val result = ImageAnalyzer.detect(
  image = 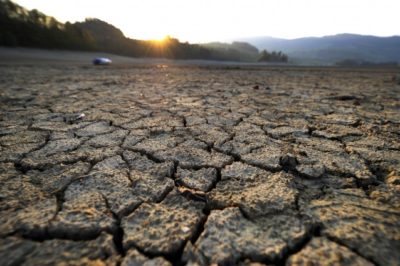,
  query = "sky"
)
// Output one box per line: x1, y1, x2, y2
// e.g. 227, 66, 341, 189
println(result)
13, 0, 400, 43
